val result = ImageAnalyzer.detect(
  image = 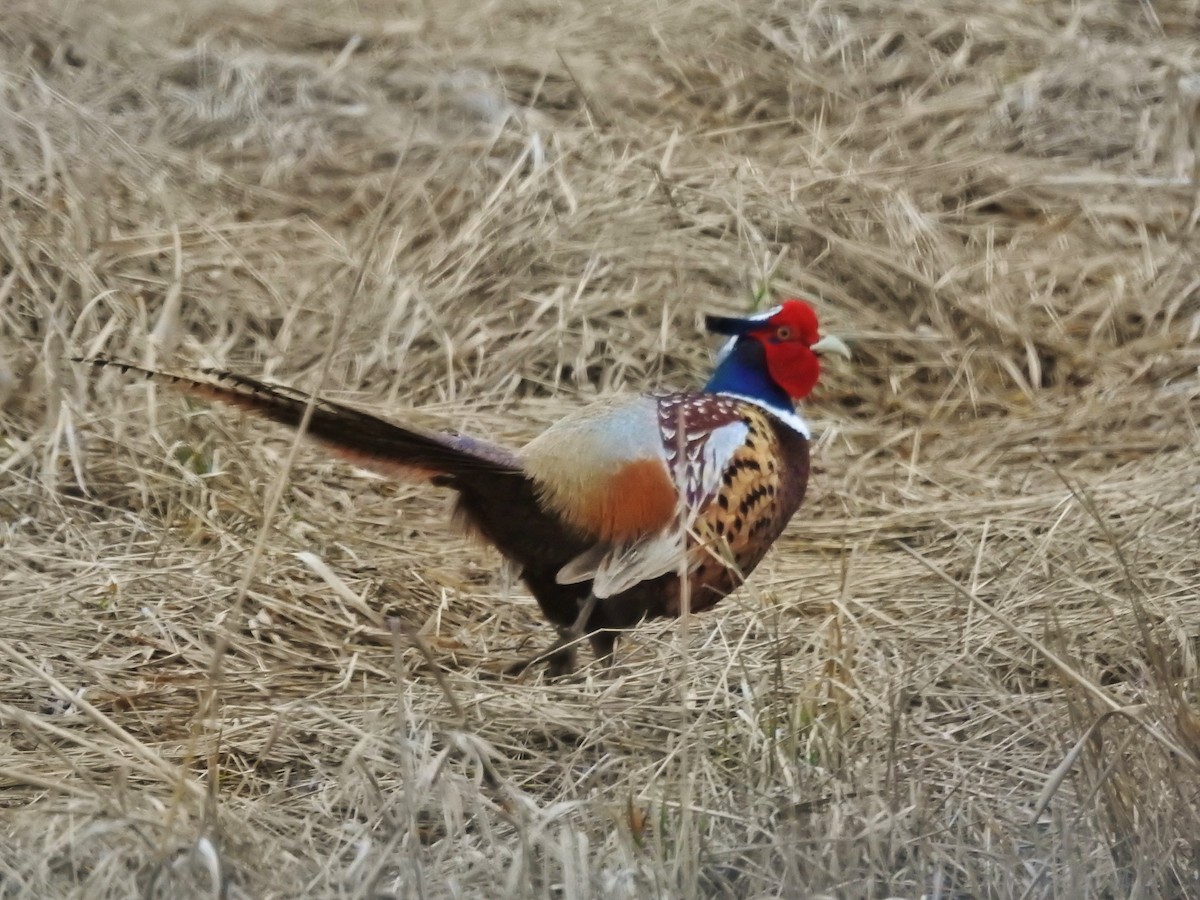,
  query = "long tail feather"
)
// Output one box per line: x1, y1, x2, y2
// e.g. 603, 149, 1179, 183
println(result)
72, 357, 523, 482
